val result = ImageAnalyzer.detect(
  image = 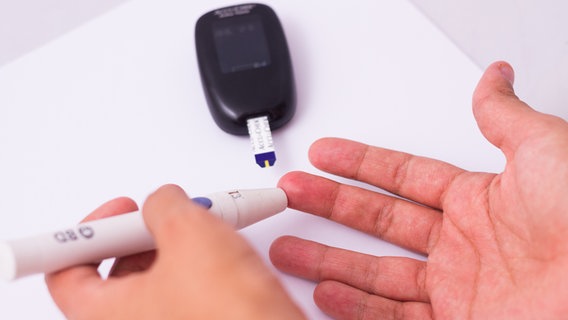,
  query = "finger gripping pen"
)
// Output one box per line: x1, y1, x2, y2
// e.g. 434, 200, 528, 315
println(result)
0, 188, 287, 281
